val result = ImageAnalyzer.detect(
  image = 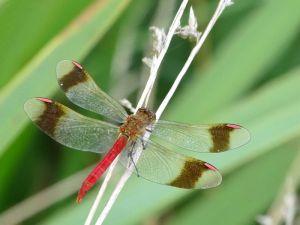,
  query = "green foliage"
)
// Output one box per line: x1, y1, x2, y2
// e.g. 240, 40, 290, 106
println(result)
0, 0, 300, 224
